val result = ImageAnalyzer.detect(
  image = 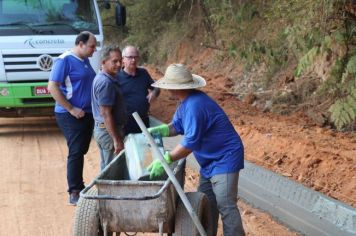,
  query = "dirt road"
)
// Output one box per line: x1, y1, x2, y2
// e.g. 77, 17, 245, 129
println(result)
0, 117, 97, 235
0, 117, 297, 236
